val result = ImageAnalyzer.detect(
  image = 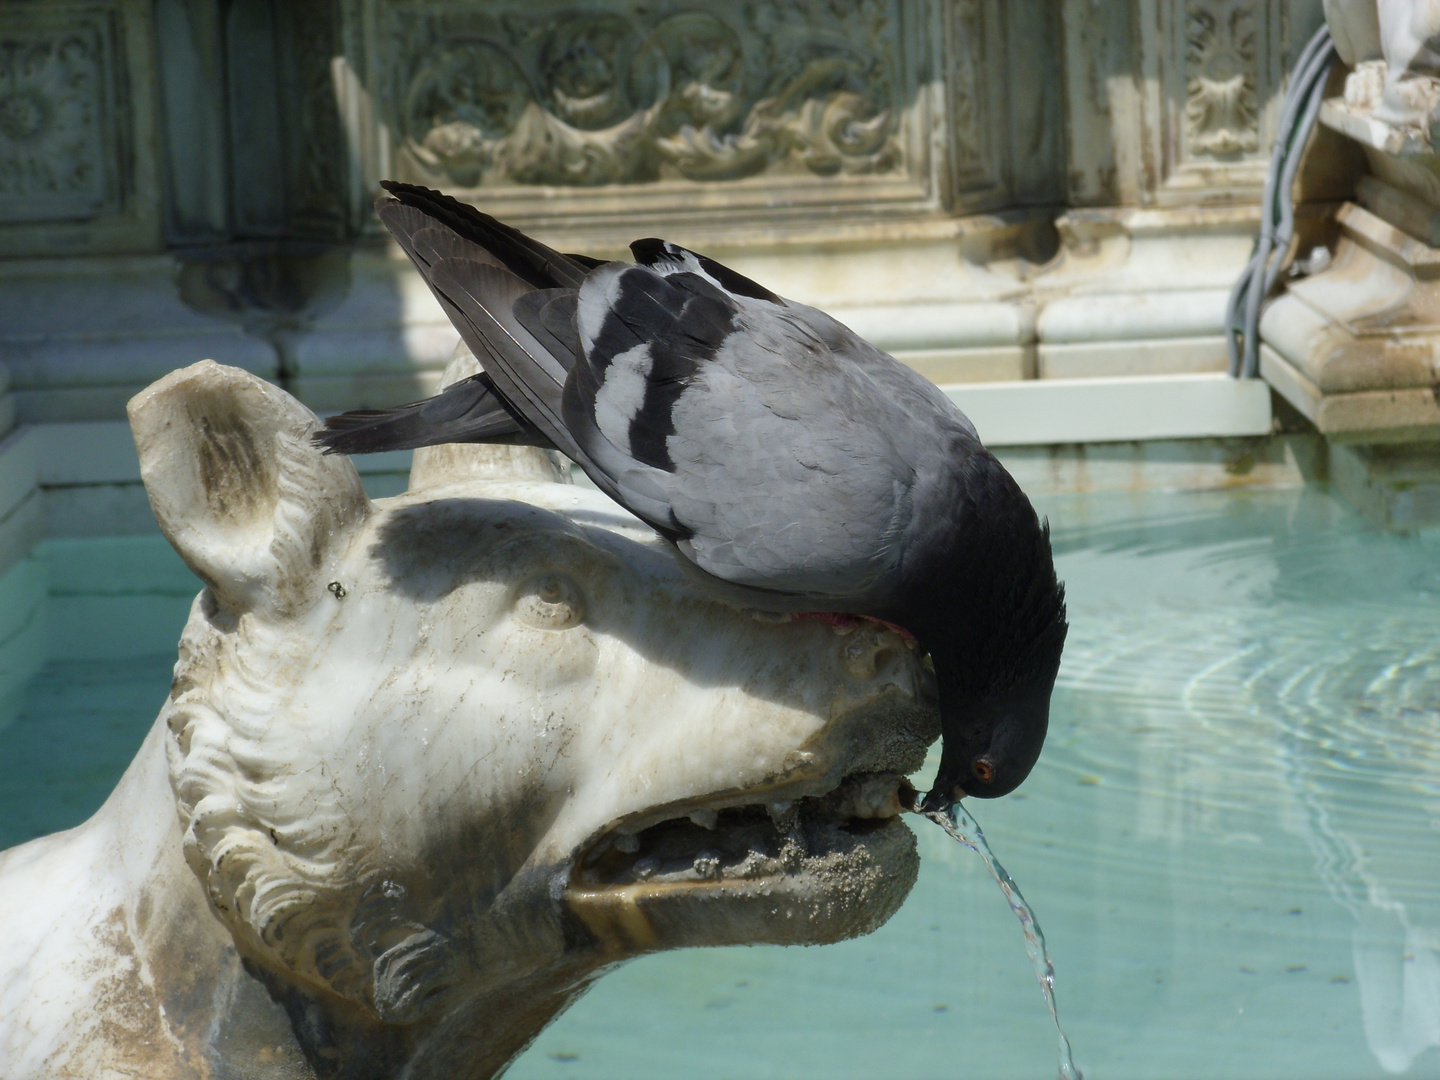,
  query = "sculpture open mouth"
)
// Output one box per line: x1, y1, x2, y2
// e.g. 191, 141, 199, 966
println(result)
566, 773, 922, 952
